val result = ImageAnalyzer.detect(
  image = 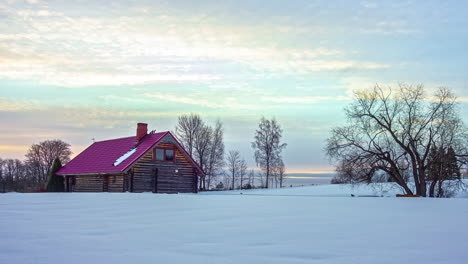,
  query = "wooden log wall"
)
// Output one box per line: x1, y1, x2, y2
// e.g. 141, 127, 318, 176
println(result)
131, 142, 198, 193
72, 174, 124, 192
74, 175, 104, 192
108, 175, 124, 192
